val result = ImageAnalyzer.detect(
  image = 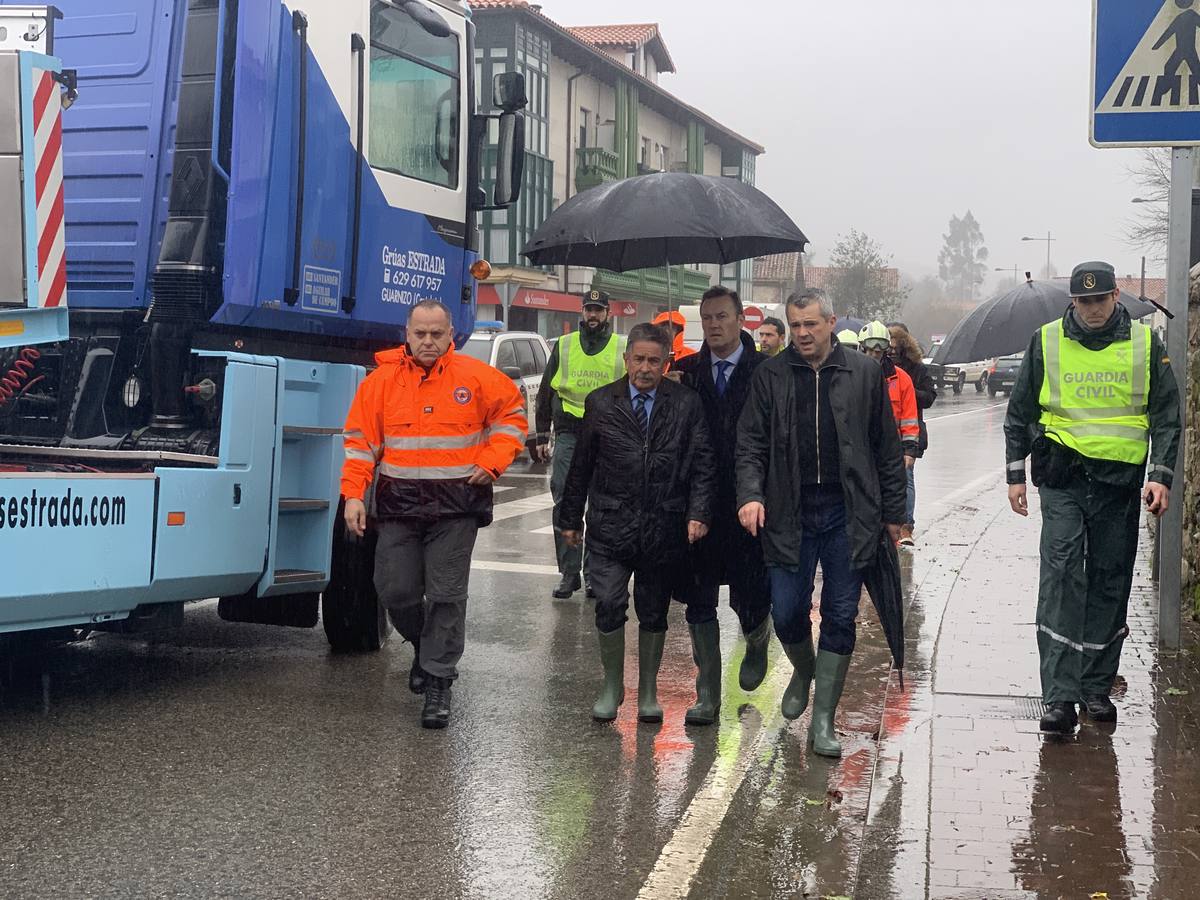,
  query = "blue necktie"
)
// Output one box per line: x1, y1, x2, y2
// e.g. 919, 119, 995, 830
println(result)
715, 360, 732, 398
634, 393, 650, 433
